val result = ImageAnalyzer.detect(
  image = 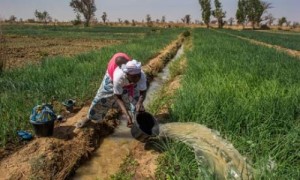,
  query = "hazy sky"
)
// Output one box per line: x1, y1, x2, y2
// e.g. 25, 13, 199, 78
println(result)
0, 0, 299, 23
